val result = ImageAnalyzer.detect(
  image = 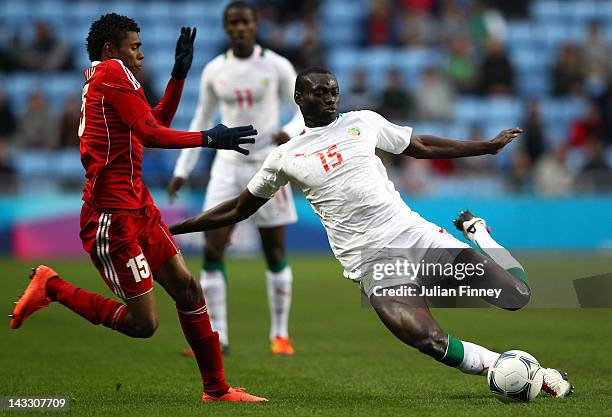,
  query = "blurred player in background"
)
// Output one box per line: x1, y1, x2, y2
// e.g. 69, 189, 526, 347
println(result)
168, 1, 303, 355
10, 13, 266, 403
169, 67, 574, 398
